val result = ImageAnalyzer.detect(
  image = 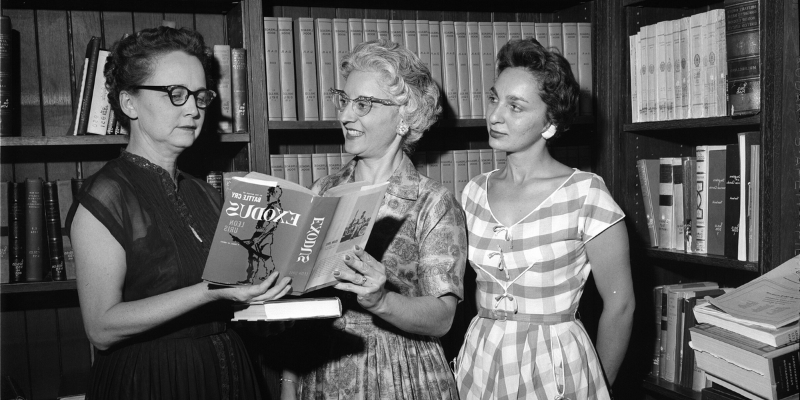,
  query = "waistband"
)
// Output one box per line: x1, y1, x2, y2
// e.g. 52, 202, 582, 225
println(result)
477, 306, 576, 324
